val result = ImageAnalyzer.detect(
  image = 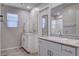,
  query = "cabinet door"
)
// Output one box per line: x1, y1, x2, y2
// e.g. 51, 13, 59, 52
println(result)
21, 35, 28, 50
33, 35, 39, 53
39, 39, 48, 56
39, 39, 62, 56
21, 35, 25, 48
77, 48, 79, 56
27, 35, 35, 53
47, 48, 61, 56
62, 45, 76, 56
24, 36, 28, 50
47, 42, 62, 56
